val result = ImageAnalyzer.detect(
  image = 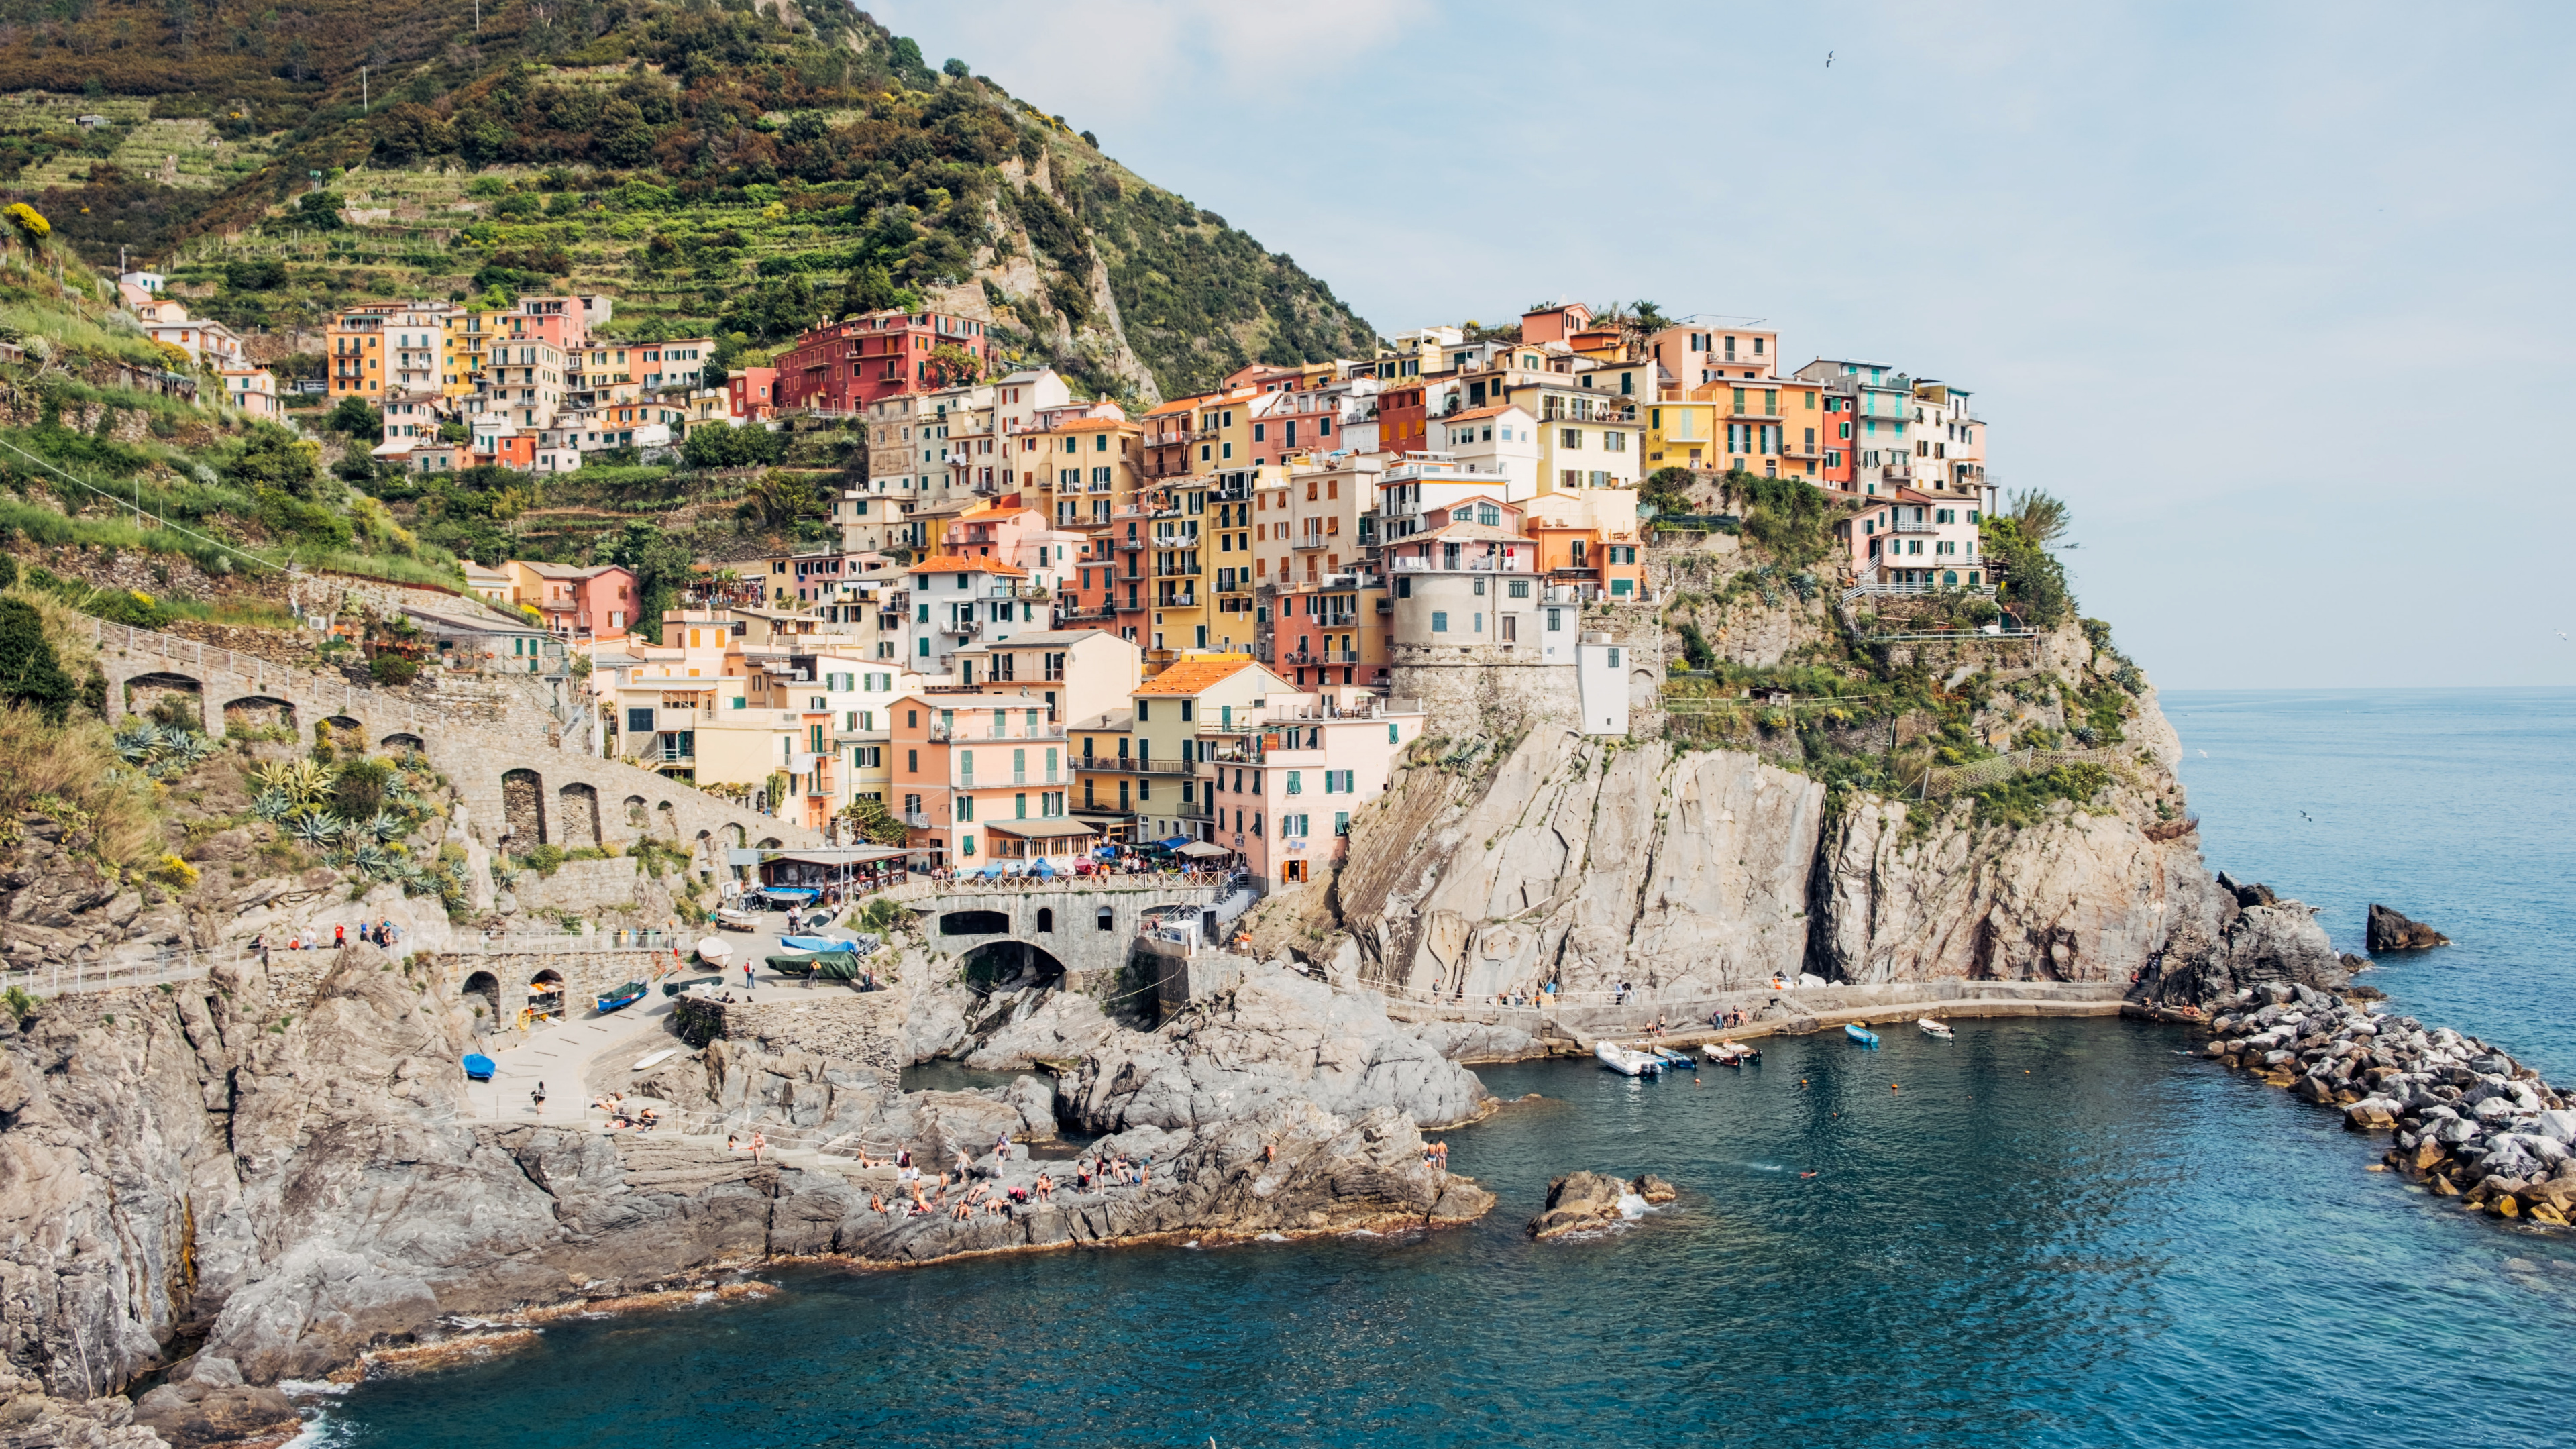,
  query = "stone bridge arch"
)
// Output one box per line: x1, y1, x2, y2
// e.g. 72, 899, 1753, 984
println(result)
918, 885, 1217, 991
122, 670, 203, 730
959, 938, 1067, 991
